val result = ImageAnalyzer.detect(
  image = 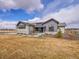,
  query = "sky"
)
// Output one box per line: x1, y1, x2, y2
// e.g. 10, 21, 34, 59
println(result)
0, 0, 79, 29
